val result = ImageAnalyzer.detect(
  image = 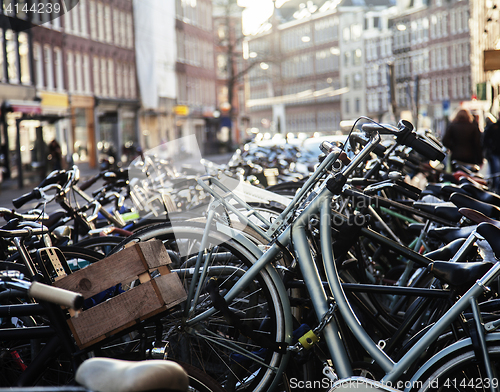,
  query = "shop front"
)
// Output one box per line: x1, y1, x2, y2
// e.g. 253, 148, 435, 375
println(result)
71, 96, 96, 168
95, 98, 140, 168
